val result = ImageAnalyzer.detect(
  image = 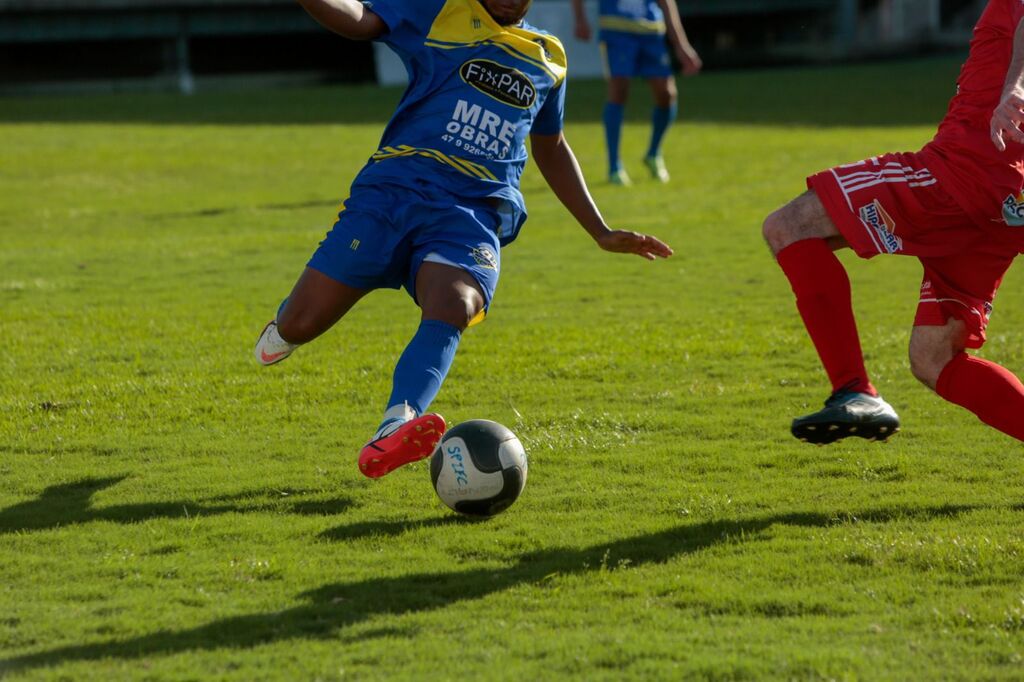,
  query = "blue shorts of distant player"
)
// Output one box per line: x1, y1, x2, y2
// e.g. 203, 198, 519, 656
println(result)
308, 179, 502, 314
600, 31, 672, 79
